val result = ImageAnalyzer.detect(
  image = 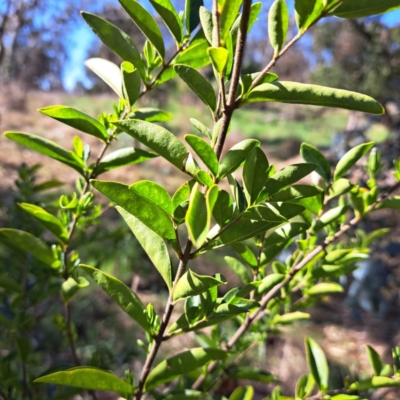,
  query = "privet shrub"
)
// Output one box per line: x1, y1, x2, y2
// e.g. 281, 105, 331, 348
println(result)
2, 0, 400, 399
